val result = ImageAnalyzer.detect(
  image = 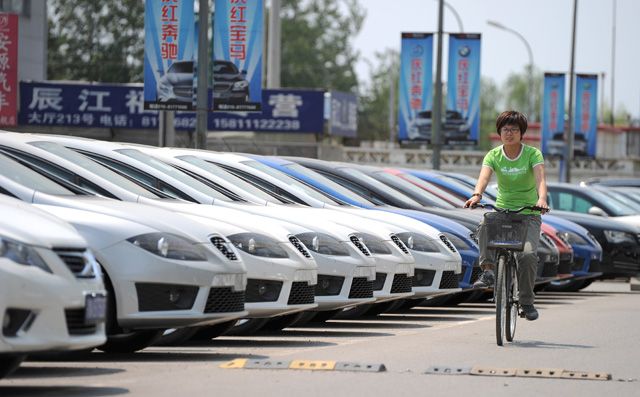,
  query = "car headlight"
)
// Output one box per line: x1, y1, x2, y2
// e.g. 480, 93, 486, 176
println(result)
603, 230, 636, 244
228, 233, 289, 258
558, 231, 589, 245
295, 232, 349, 256
0, 236, 52, 273
441, 232, 471, 250
158, 80, 173, 95
354, 233, 391, 255
128, 233, 207, 261
395, 232, 440, 253
232, 80, 248, 90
